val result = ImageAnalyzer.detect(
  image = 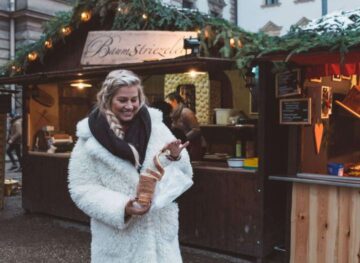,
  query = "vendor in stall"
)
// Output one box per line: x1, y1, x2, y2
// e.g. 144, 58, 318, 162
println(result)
166, 91, 206, 161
